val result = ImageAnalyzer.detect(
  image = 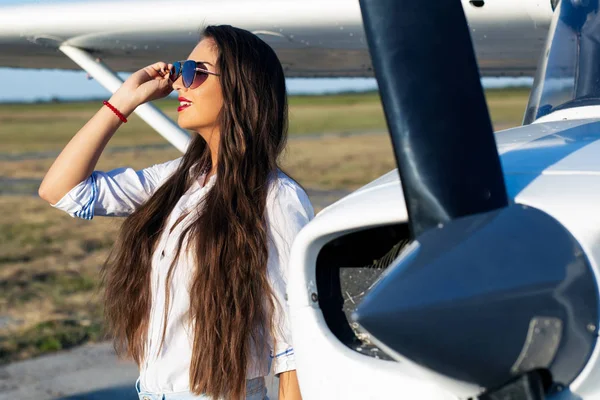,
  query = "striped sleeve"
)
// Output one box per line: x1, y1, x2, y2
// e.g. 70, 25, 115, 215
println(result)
72, 173, 97, 220
51, 157, 182, 219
